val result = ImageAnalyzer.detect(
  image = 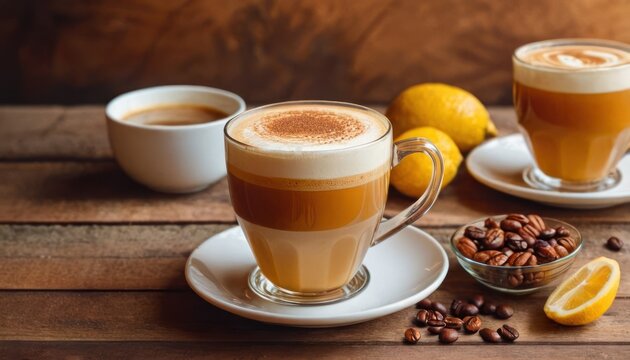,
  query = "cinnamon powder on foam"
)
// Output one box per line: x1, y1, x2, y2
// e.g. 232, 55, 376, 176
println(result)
254, 110, 366, 145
